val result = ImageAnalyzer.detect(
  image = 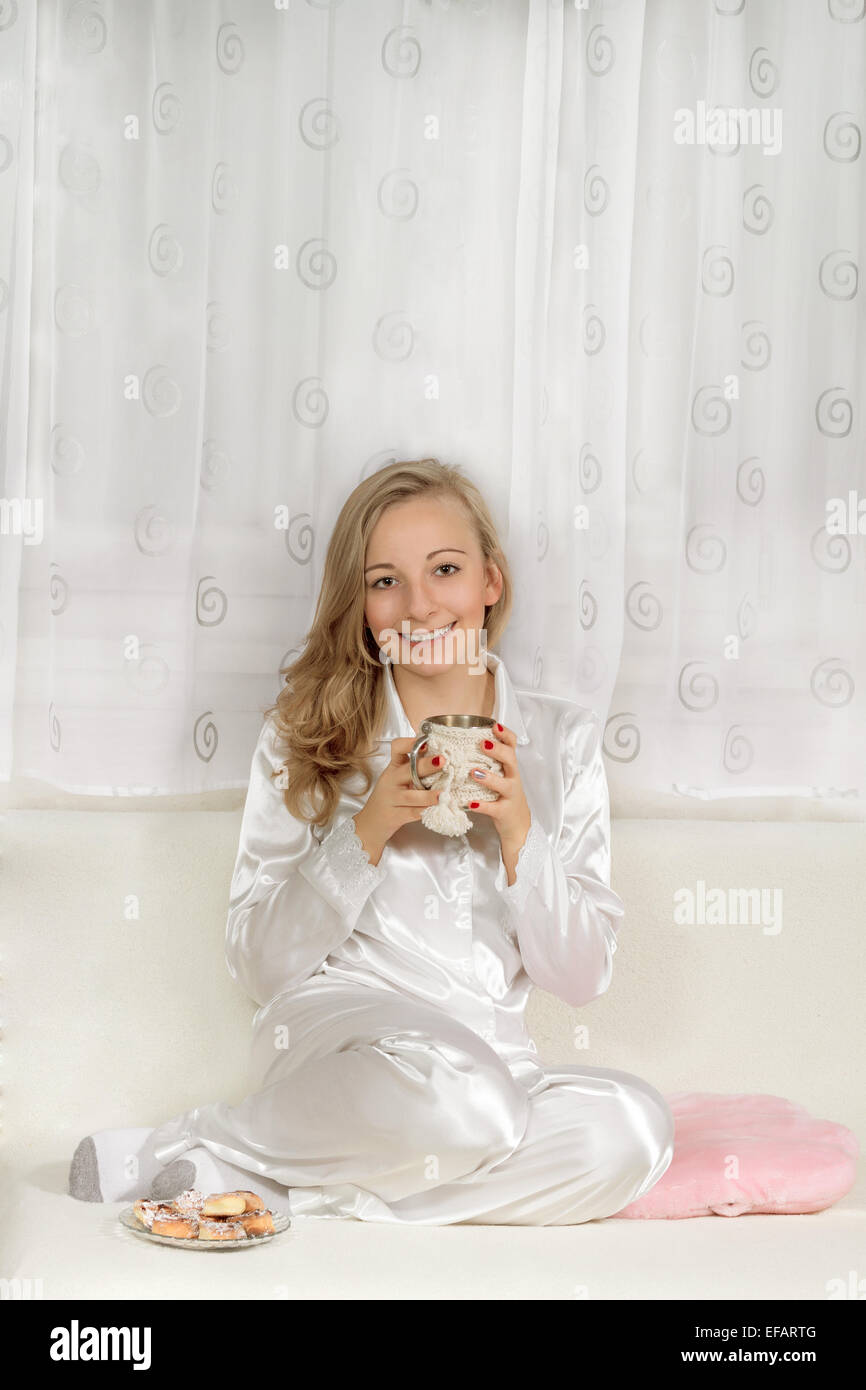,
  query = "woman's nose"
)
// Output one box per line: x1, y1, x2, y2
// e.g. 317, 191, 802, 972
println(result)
404, 586, 437, 616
